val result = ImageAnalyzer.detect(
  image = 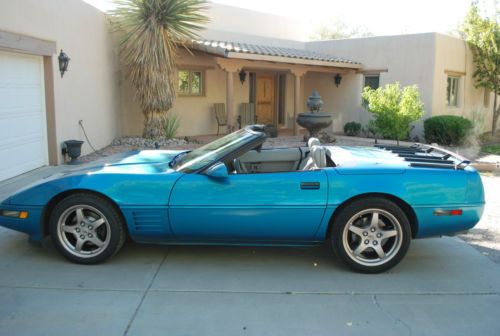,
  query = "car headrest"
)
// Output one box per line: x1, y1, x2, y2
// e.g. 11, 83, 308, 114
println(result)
308, 137, 320, 148
310, 145, 326, 169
